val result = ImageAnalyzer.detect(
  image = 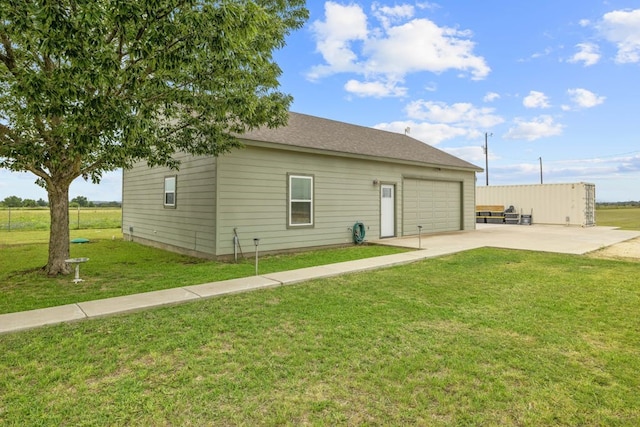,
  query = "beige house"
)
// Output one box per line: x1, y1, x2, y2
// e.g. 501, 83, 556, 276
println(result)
122, 112, 482, 258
